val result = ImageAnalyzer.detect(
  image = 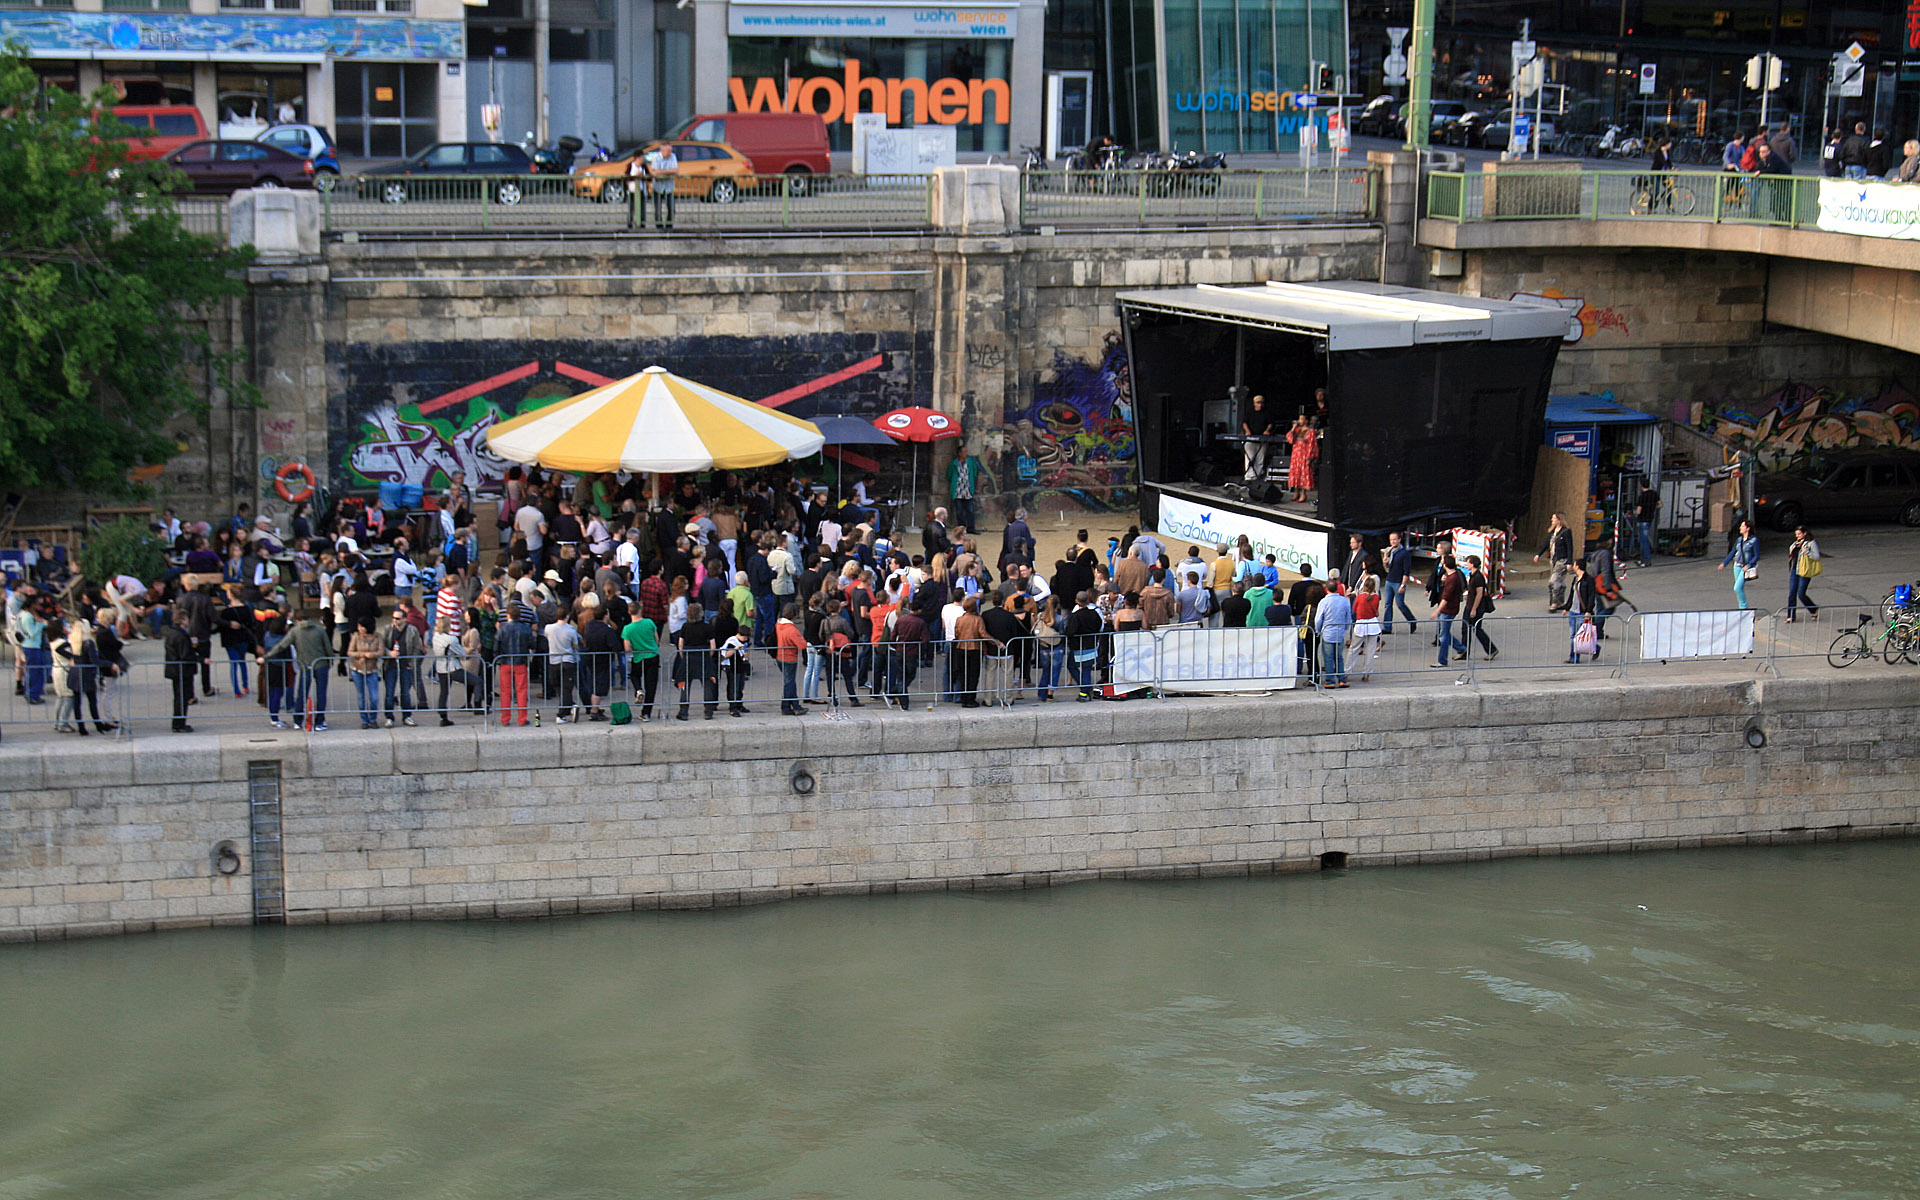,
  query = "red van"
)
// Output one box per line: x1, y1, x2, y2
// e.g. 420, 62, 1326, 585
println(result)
103, 105, 212, 161
667, 112, 830, 191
